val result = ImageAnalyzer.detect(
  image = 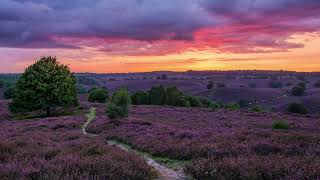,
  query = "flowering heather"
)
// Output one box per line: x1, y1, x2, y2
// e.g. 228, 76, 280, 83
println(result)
0, 101, 156, 180
87, 105, 320, 179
